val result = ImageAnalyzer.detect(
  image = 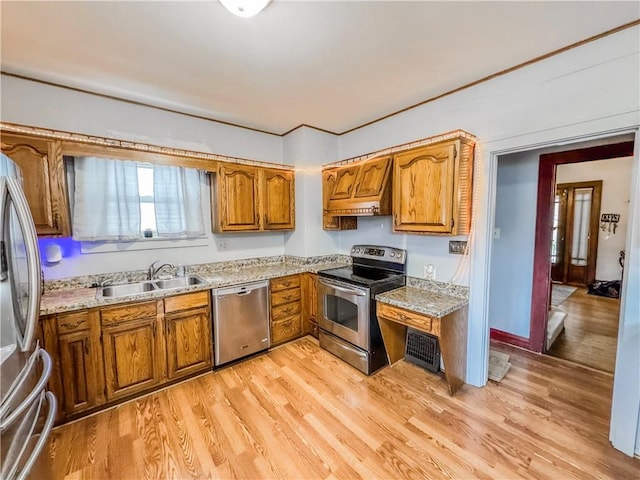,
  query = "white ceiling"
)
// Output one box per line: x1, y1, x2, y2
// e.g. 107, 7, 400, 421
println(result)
1, 1, 638, 135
